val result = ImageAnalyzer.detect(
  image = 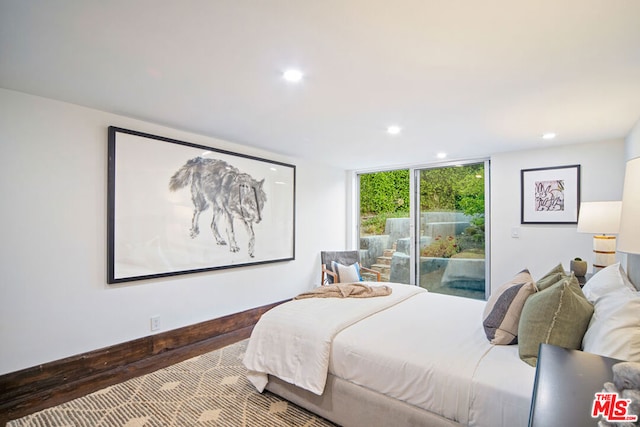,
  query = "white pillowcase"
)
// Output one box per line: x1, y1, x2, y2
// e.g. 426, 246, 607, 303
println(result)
582, 286, 640, 362
331, 261, 362, 283
581, 263, 635, 303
